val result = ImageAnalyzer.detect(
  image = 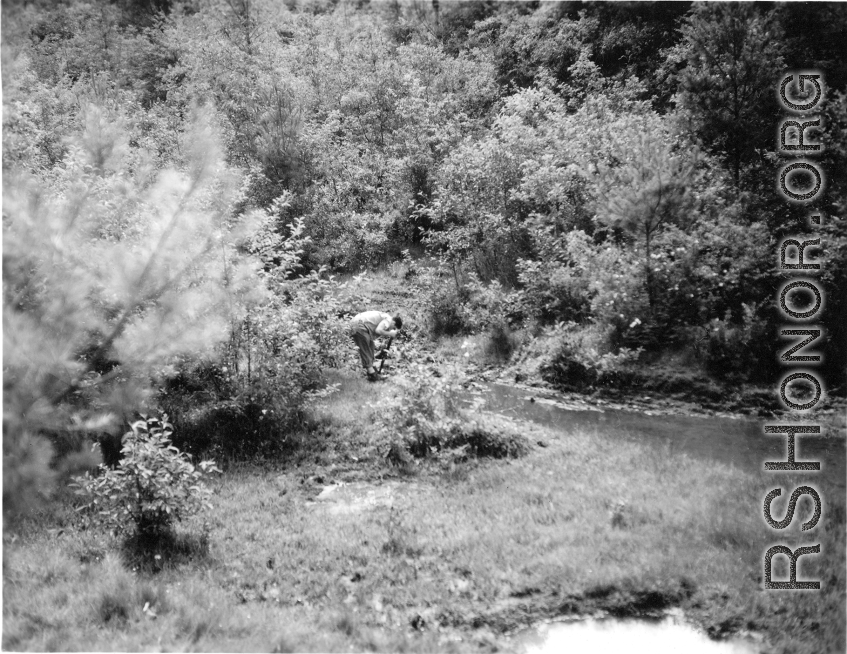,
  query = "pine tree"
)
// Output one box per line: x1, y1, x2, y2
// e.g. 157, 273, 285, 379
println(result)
3, 104, 260, 520
674, 3, 785, 190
